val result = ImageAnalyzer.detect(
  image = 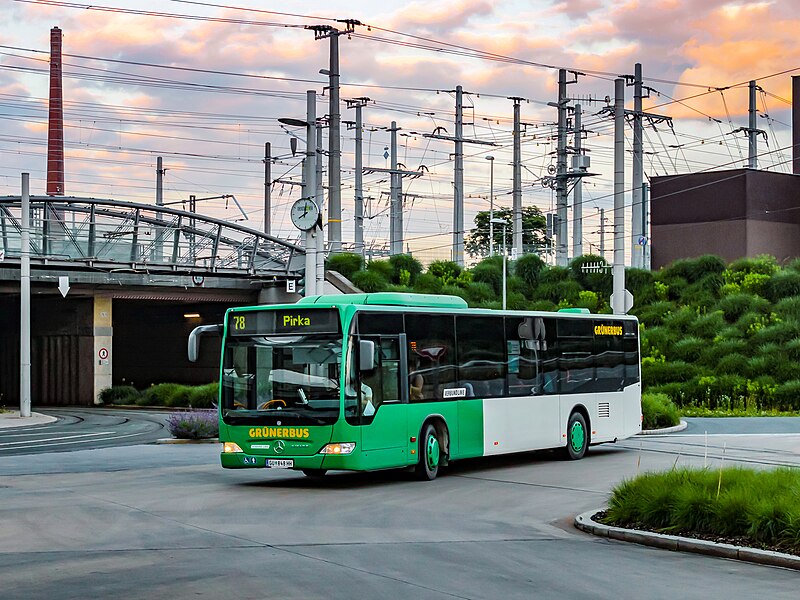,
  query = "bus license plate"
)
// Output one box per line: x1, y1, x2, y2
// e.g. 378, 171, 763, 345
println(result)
267, 459, 293, 469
